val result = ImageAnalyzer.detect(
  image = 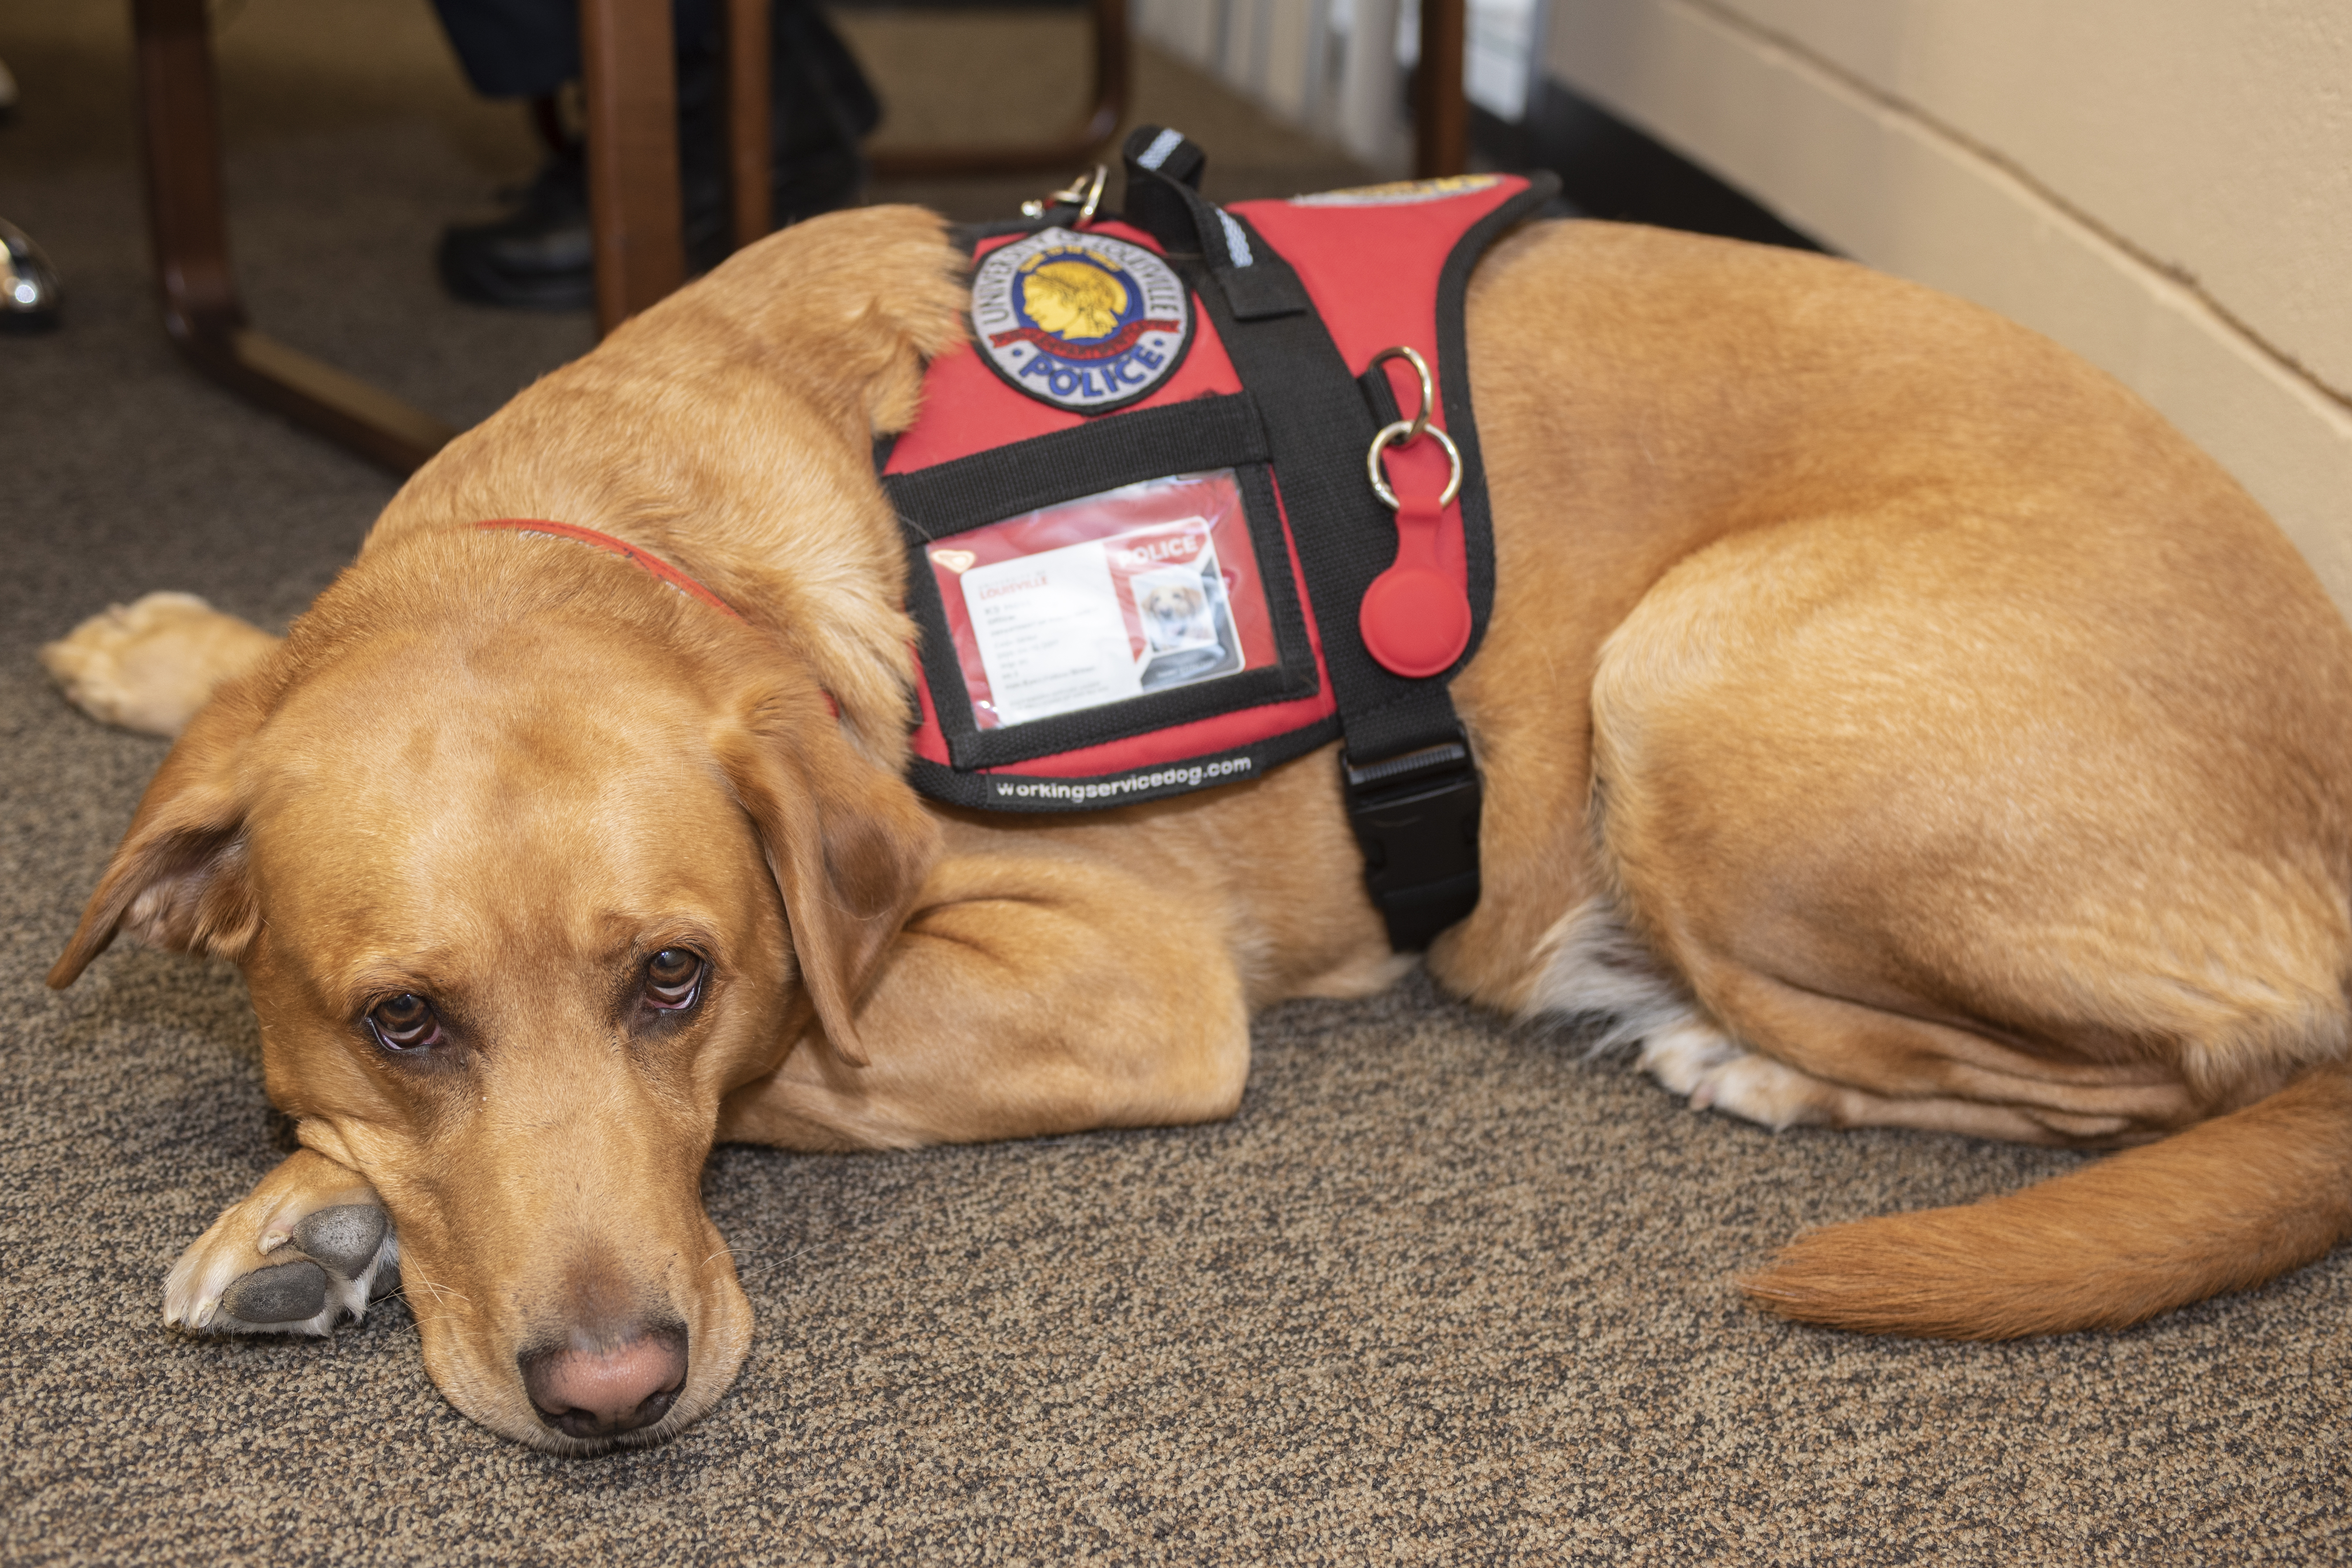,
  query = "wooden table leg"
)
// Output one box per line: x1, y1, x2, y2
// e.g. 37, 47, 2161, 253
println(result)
579, 0, 686, 335
866, 0, 1128, 179
1414, 0, 1469, 179
130, 0, 456, 474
